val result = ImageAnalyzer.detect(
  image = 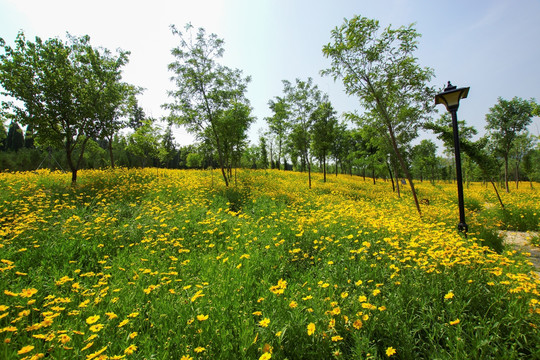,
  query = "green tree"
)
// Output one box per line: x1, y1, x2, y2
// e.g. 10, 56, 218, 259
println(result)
258, 135, 269, 169
5, 121, 24, 151
163, 24, 252, 187
0, 32, 133, 183
216, 101, 254, 180
126, 118, 162, 167
322, 15, 435, 215
0, 120, 6, 150
282, 78, 327, 188
411, 139, 438, 183
311, 101, 337, 182
485, 96, 537, 192
266, 97, 290, 170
